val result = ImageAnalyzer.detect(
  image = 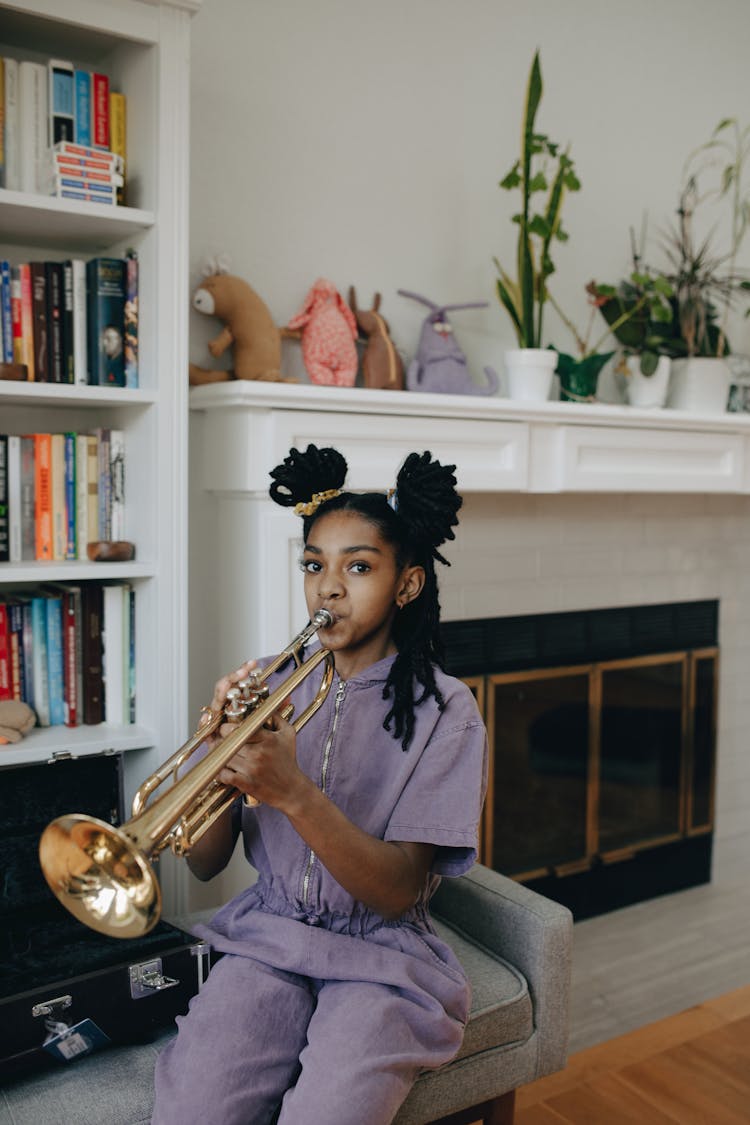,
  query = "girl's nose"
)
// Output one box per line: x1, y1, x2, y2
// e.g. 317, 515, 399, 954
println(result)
318, 573, 344, 599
